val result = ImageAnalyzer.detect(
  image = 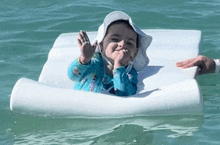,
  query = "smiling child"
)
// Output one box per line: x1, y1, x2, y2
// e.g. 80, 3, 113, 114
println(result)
68, 11, 149, 96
